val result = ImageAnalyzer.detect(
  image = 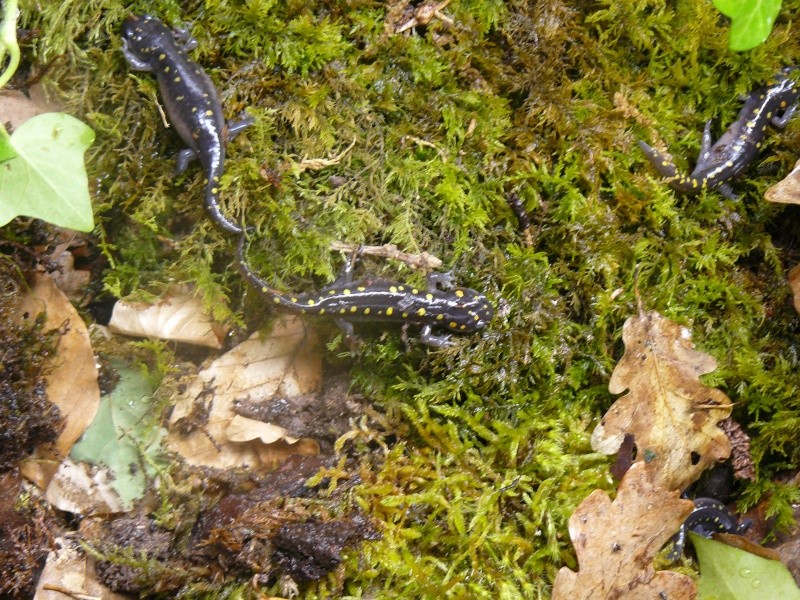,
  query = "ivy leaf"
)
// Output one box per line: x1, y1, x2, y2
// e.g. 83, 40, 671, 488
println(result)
0, 112, 95, 231
70, 363, 164, 509
692, 533, 800, 599
713, 0, 782, 51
